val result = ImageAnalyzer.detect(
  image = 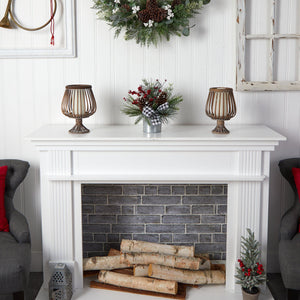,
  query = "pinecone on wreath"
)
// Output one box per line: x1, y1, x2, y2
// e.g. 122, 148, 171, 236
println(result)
147, 0, 159, 10
138, 10, 150, 23
138, 0, 167, 23
121, 4, 131, 12
171, 0, 181, 8
150, 9, 167, 23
